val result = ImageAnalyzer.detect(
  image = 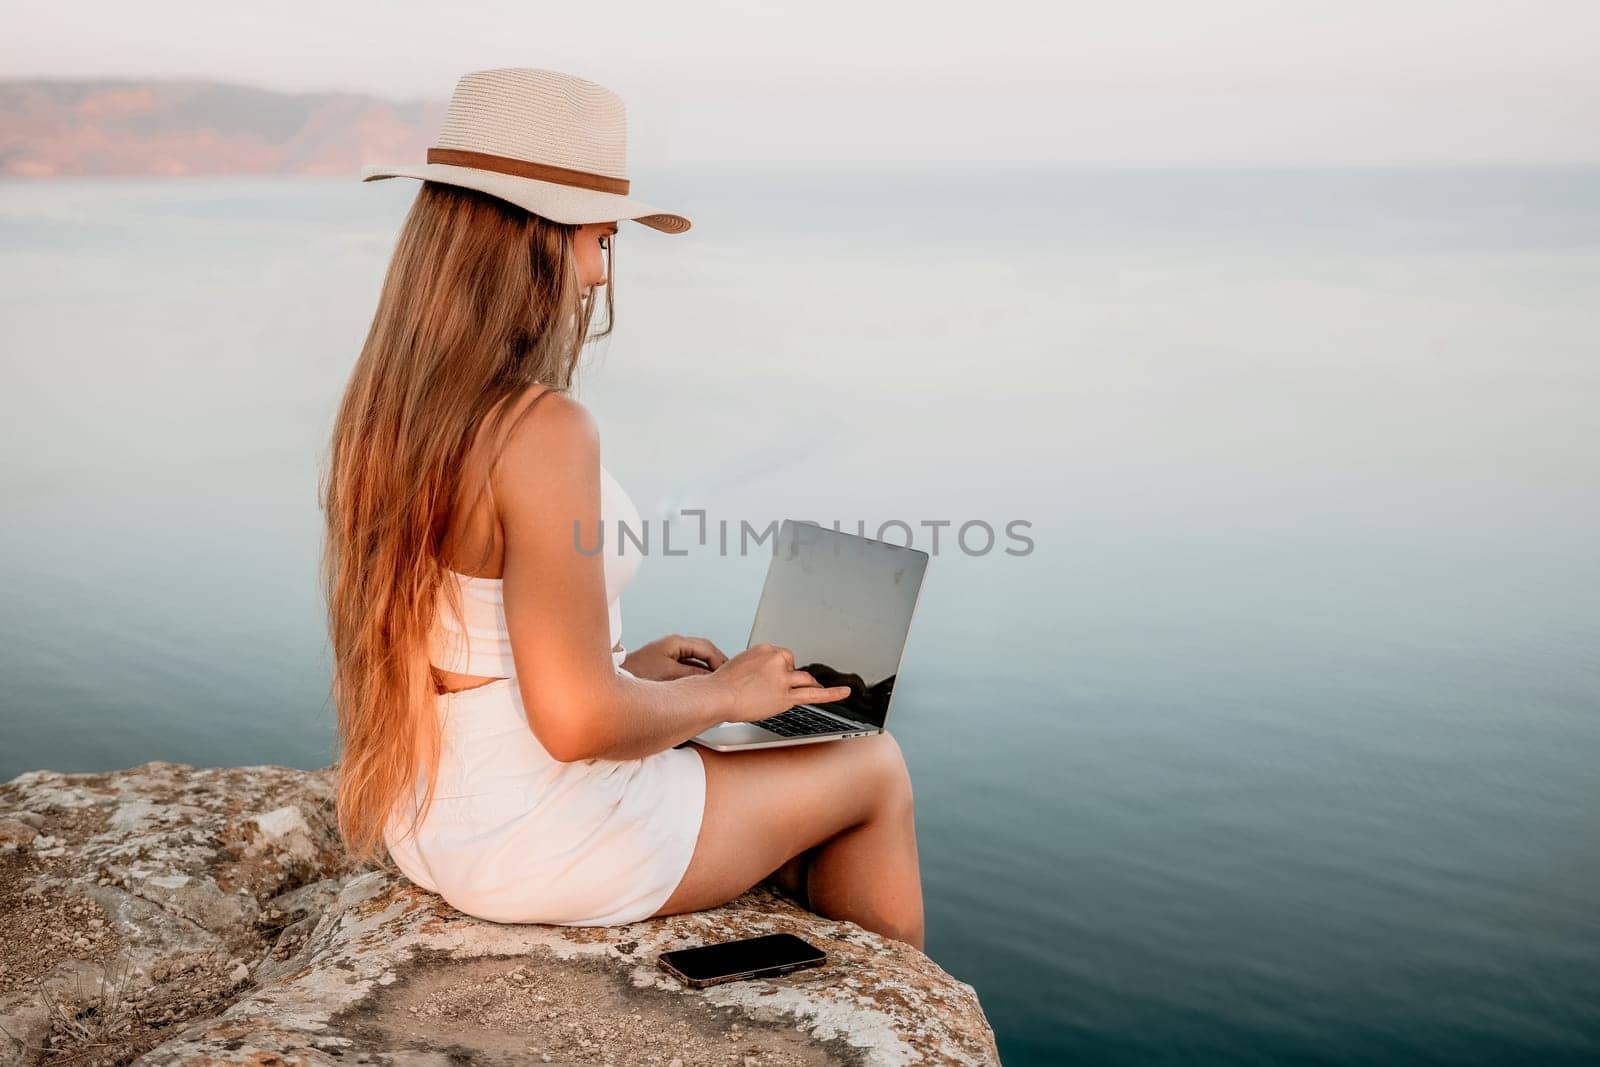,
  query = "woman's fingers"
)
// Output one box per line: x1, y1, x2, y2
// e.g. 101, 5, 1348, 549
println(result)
792, 684, 854, 704
672, 634, 728, 670
791, 669, 851, 691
